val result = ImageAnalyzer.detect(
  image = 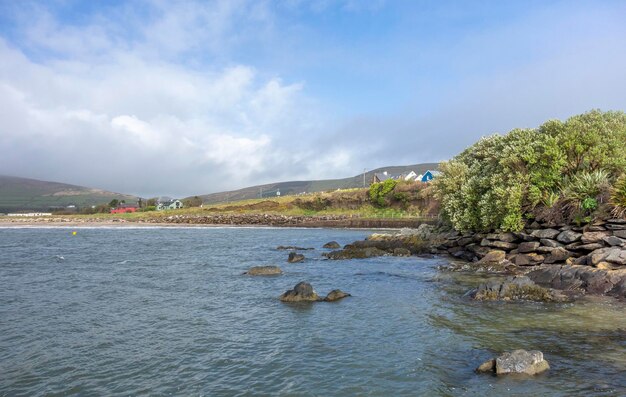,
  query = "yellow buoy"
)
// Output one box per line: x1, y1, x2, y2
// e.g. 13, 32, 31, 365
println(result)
72, 231, 77, 236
